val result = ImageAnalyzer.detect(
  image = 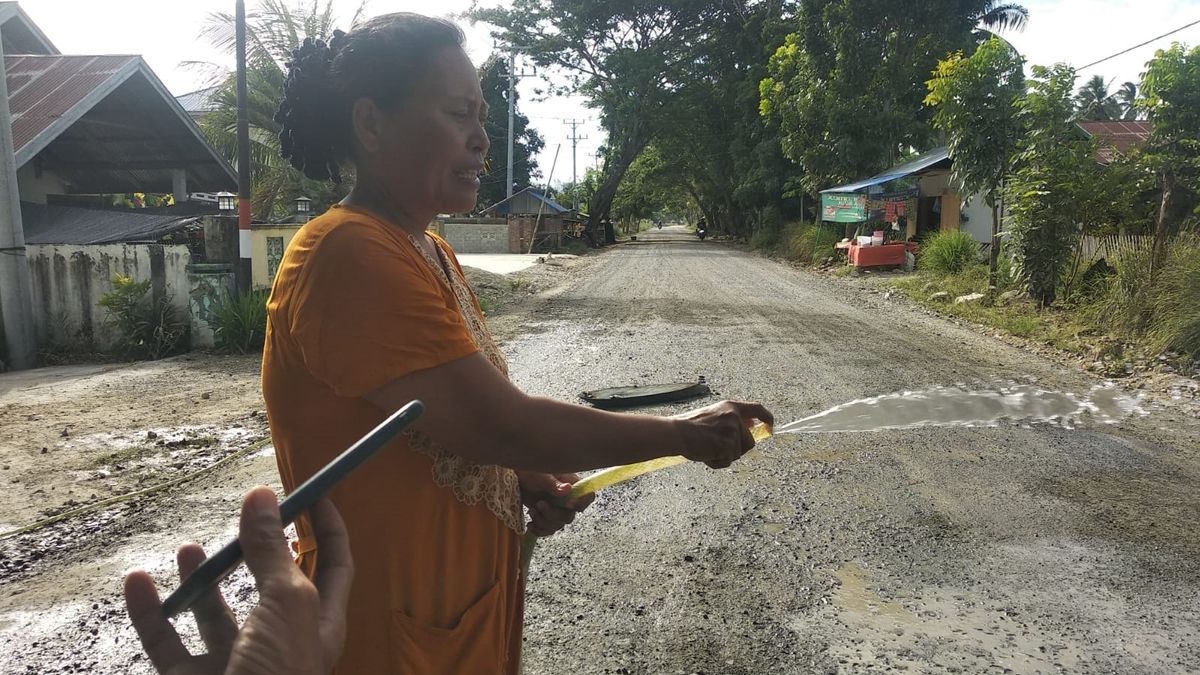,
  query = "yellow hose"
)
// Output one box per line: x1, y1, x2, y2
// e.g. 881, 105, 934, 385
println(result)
520, 421, 772, 570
